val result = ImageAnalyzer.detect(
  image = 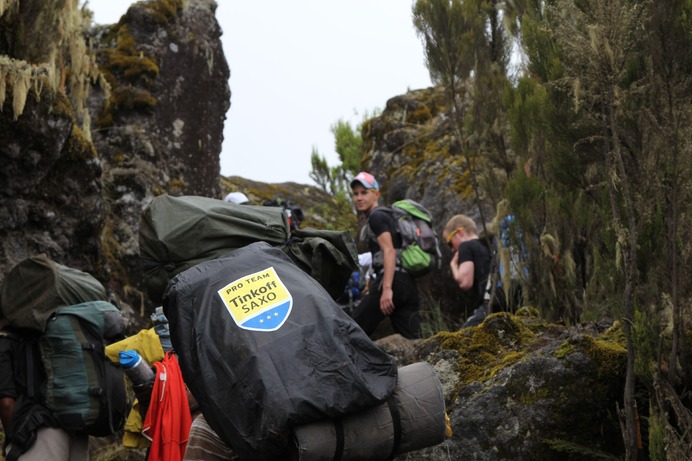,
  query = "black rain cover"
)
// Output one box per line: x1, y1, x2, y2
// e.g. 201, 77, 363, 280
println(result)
163, 242, 398, 461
